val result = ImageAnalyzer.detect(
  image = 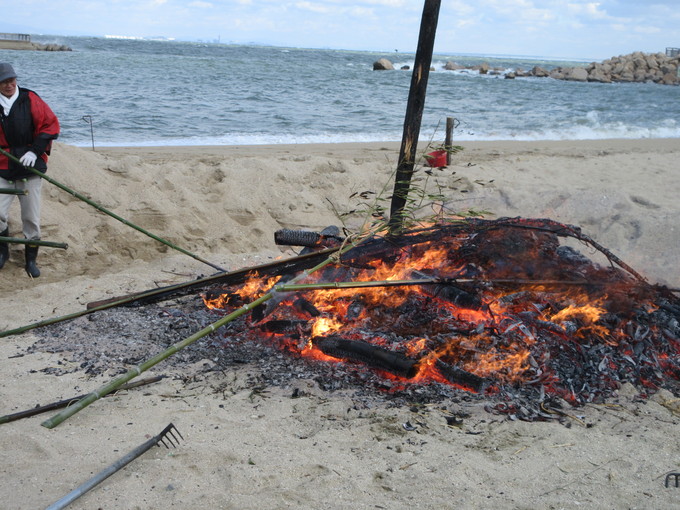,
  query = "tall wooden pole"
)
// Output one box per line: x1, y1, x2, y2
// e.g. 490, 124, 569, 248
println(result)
388, 0, 441, 232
